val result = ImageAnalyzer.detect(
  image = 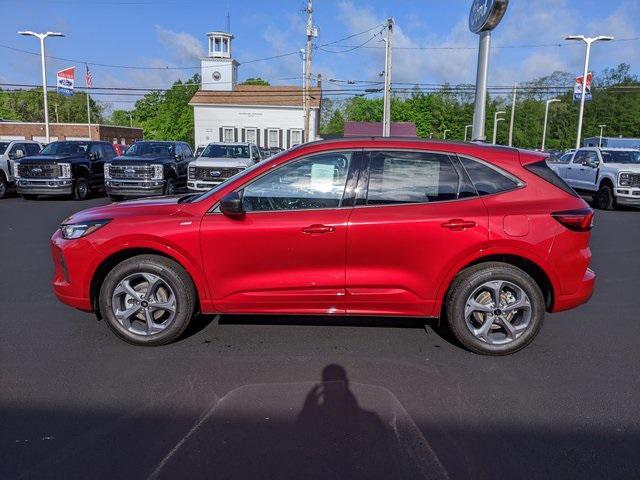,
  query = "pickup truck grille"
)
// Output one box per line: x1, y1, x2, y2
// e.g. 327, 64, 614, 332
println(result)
17, 163, 60, 178
621, 173, 640, 187
109, 164, 154, 179
189, 166, 241, 181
